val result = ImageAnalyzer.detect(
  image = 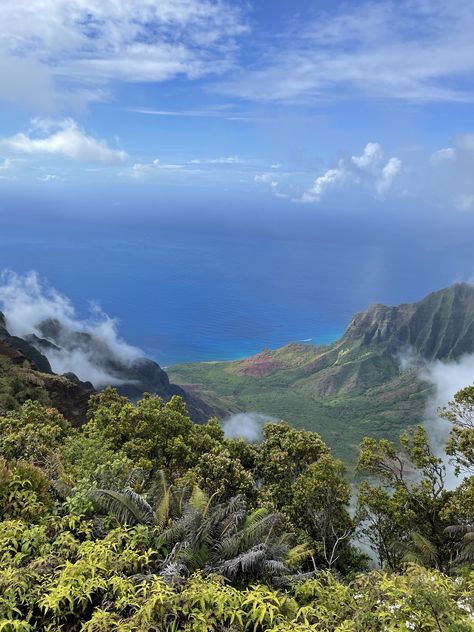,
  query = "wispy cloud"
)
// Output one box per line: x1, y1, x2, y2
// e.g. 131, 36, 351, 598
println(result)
216, 0, 474, 103
0, 0, 247, 107
0, 158, 13, 171
431, 133, 474, 211
37, 173, 61, 182
126, 159, 184, 179
0, 119, 127, 164
123, 154, 249, 180
189, 155, 243, 165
